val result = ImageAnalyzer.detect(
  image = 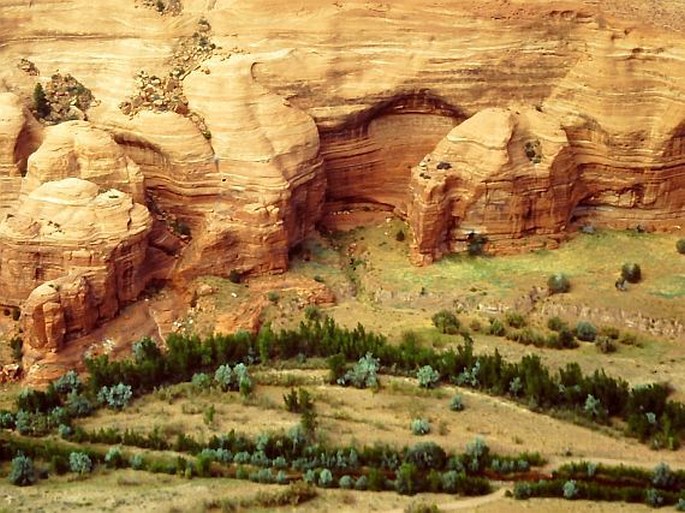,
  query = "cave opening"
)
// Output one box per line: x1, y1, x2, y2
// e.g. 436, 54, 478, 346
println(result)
318, 91, 467, 229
